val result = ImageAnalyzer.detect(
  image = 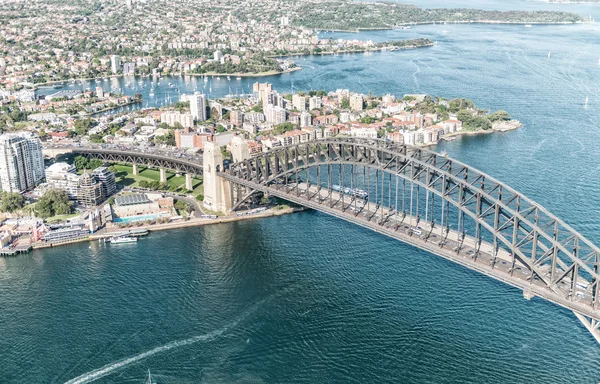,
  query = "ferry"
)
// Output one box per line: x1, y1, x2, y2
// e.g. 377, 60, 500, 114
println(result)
109, 236, 137, 244
332, 184, 368, 198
